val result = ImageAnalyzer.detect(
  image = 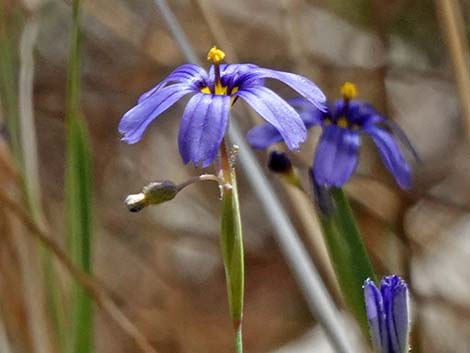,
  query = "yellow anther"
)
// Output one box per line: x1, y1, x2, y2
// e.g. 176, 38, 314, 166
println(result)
337, 117, 348, 129
200, 84, 229, 95
207, 46, 226, 64
214, 83, 228, 95
340, 82, 358, 100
